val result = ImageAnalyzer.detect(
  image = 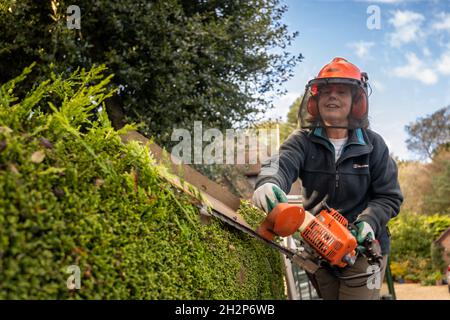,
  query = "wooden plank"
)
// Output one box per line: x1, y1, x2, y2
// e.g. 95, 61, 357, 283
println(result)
202, 193, 250, 227
237, 163, 261, 177
120, 130, 241, 211
147, 162, 252, 228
